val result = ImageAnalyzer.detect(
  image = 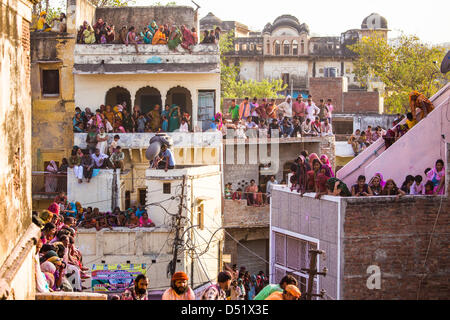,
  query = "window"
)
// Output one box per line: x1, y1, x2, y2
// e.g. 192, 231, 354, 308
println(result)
319, 68, 324, 74
163, 183, 171, 194
301, 40, 305, 54
282, 73, 290, 86
138, 188, 147, 206
249, 43, 254, 51
235, 43, 239, 52
125, 191, 131, 209
197, 203, 204, 230
283, 40, 290, 55
242, 43, 247, 51
274, 40, 281, 55
256, 44, 262, 52
41, 69, 60, 96
292, 40, 298, 55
